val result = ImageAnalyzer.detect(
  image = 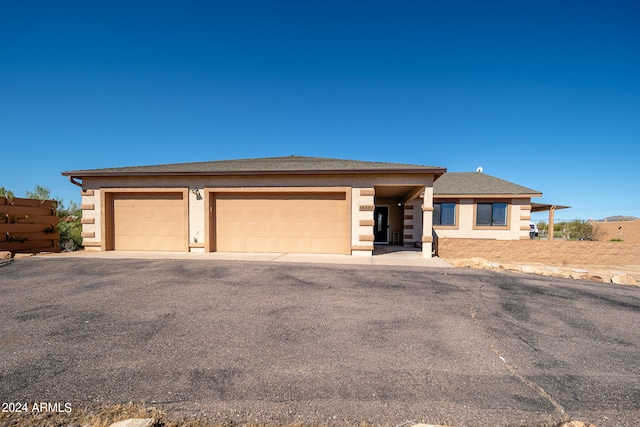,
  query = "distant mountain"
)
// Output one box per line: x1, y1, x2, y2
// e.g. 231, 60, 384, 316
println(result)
598, 216, 640, 222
